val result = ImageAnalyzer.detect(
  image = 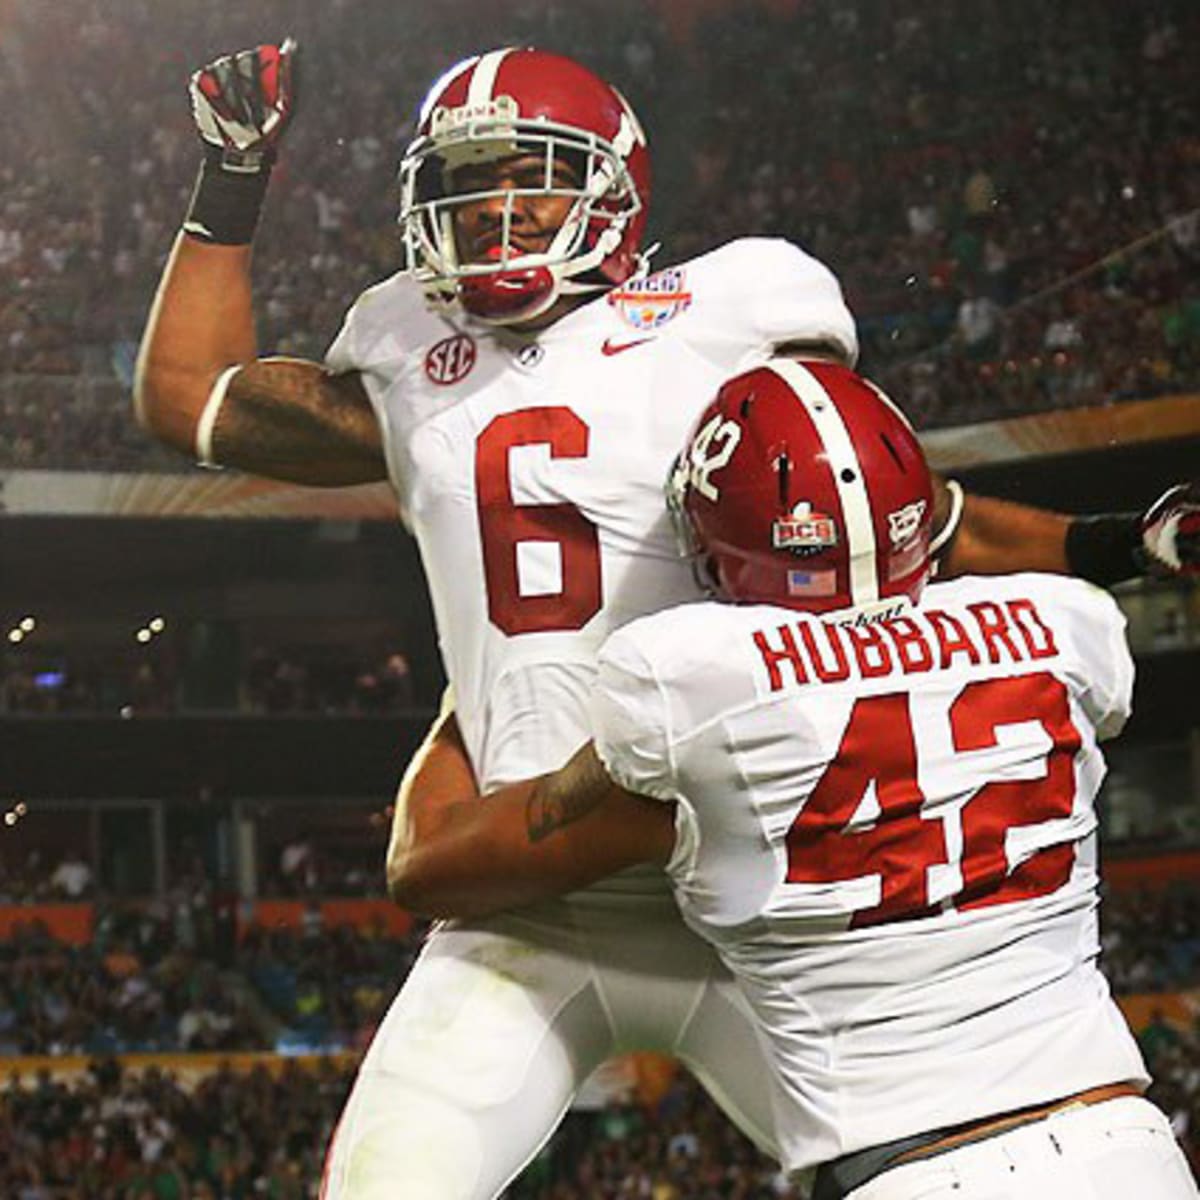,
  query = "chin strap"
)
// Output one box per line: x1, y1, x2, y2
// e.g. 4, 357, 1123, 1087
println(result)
559, 277, 611, 297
